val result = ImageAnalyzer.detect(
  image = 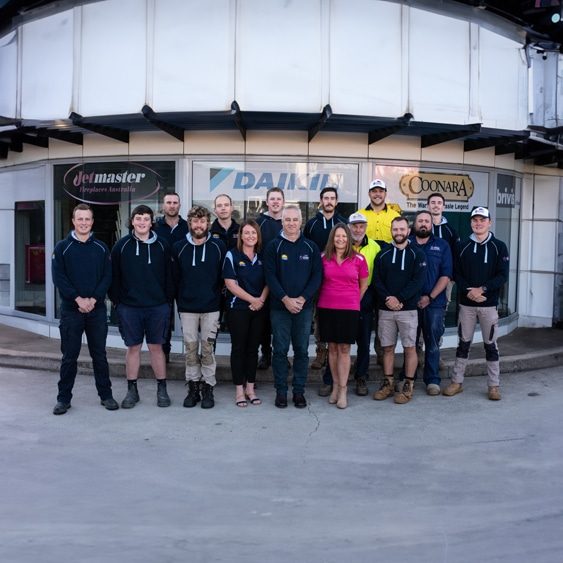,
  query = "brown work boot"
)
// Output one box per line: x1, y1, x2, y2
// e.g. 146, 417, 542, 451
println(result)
394, 378, 414, 404
373, 377, 394, 400
443, 382, 463, 397
311, 346, 327, 370
318, 383, 332, 397
488, 386, 501, 401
